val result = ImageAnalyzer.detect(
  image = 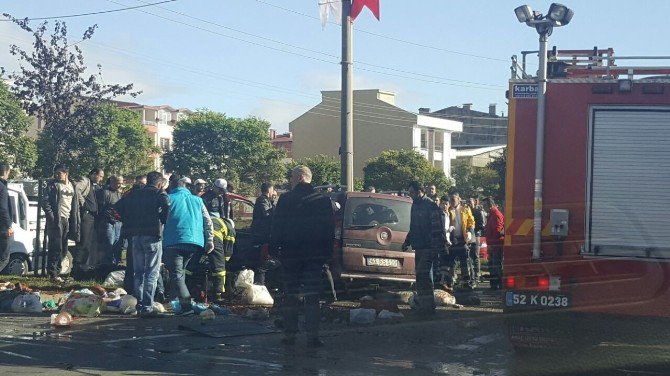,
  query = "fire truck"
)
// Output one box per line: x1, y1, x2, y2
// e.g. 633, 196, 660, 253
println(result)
503, 48, 670, 349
